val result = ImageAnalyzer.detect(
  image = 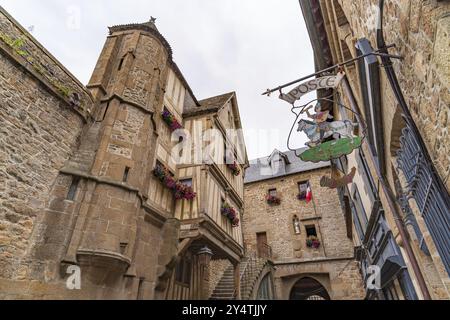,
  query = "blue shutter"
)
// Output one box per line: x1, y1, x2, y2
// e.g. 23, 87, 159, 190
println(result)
397, 126, 450, 276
